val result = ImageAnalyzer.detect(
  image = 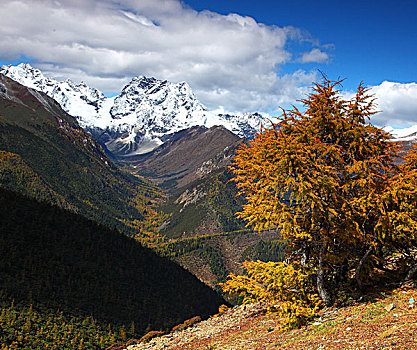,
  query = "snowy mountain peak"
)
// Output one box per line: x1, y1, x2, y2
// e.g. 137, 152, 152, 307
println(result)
0, 63, 107, 128
1, 63, 46, 89
117, 75, 201, 109
130, 75, 164, 88
0, 63, 271, 155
